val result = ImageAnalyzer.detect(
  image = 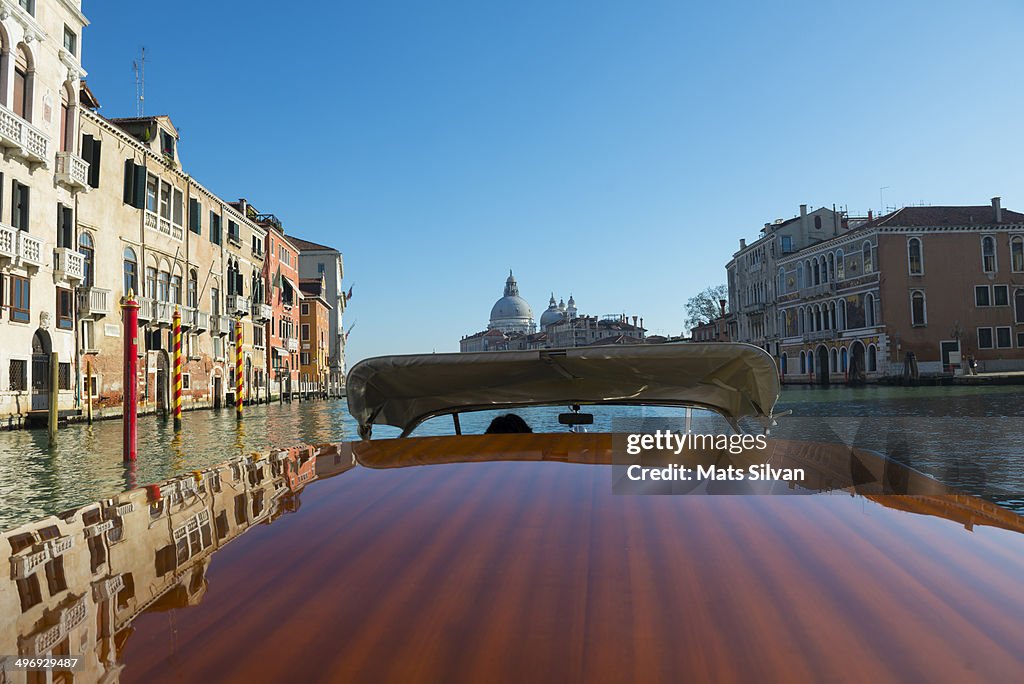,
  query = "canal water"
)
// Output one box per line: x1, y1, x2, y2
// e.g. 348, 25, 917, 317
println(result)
1, 385, 1023, 531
